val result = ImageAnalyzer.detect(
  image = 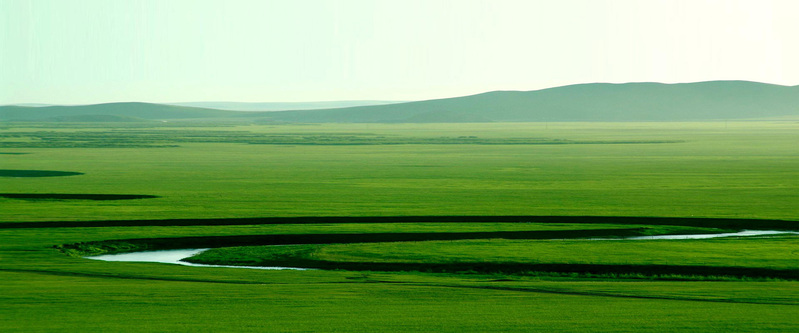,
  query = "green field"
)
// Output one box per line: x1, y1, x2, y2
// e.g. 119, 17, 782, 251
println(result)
3, 122, 798, 222
1, 121, 798, 331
